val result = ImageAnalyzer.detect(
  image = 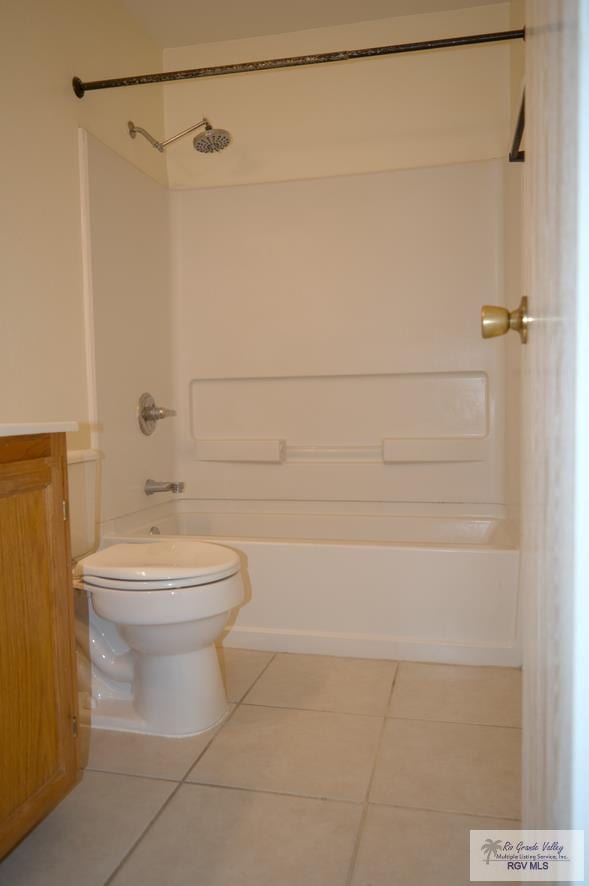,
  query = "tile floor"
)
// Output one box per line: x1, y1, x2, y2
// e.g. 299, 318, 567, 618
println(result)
0, 651, 522, 886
